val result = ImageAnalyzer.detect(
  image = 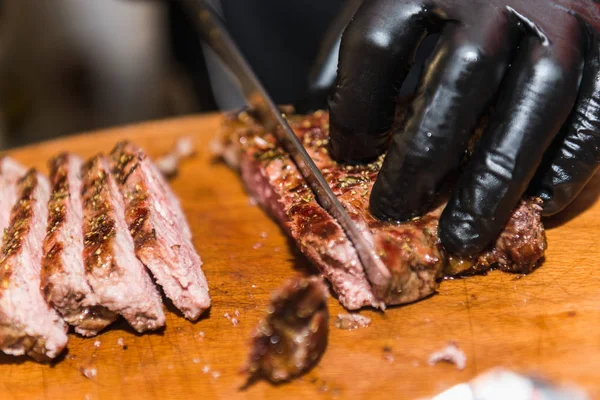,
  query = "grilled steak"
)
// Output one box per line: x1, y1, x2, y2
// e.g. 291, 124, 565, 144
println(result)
243, 275, 329, 383
41, 154, 117, 336
213, 110, 547, 310
81, 155, 165, 332
0, 169, 68, 360
0, 157, 27, 240
110, 141, 210, 320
